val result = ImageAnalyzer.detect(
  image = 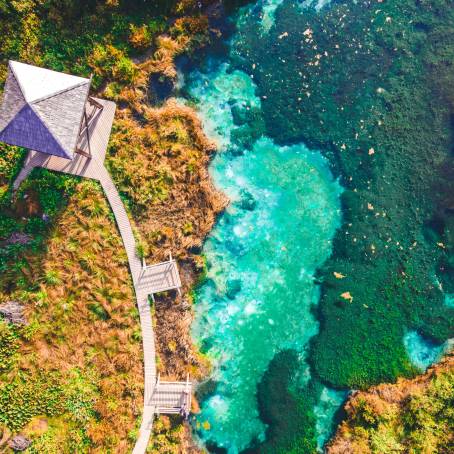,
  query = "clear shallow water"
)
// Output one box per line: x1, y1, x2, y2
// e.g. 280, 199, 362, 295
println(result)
314, 387, 348, 451
183, 6, 343, 450
404, 331, 445, 371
